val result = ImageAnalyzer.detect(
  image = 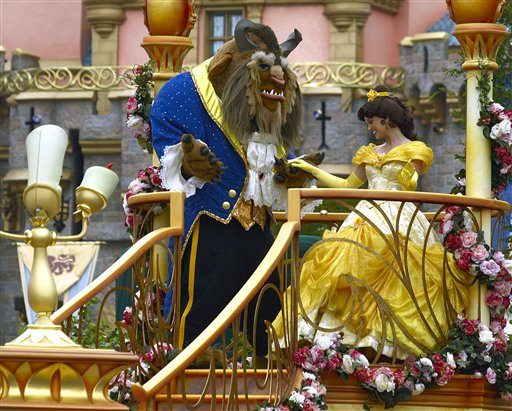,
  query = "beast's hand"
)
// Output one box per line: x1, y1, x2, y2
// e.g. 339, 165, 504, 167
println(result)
273, 151, 325, 188
181, 134, 225, 183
